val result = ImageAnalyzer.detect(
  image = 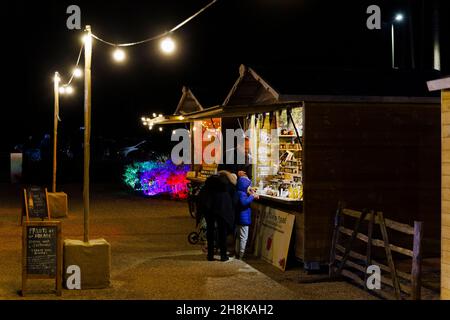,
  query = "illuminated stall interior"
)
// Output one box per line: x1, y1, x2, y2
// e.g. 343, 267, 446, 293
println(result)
248, 107, 303, 201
